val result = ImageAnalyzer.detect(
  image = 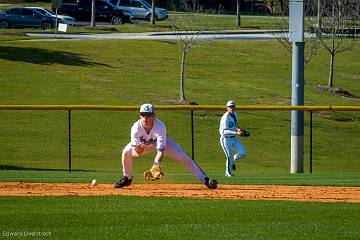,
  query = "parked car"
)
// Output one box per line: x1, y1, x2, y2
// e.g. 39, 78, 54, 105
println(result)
106, 0, 168, 21
0, 7, 62, 29
55, 0, 132, 25
27, 7, 76, 26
